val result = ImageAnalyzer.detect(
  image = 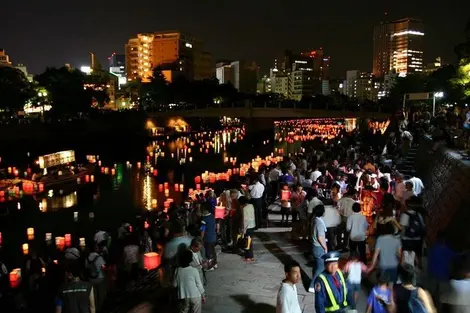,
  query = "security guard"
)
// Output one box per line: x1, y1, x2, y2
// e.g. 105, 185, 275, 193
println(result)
314, 251, 351, 313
